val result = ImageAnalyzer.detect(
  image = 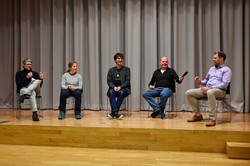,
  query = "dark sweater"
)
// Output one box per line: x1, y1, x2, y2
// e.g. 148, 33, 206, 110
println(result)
107, 66, 131, 94
15, 69, 43, 93
149, 67, 181, 92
